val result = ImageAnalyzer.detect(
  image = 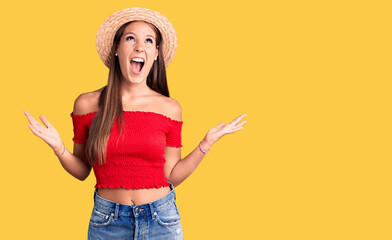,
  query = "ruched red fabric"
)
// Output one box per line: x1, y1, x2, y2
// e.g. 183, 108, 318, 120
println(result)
70, 110, 183, 189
